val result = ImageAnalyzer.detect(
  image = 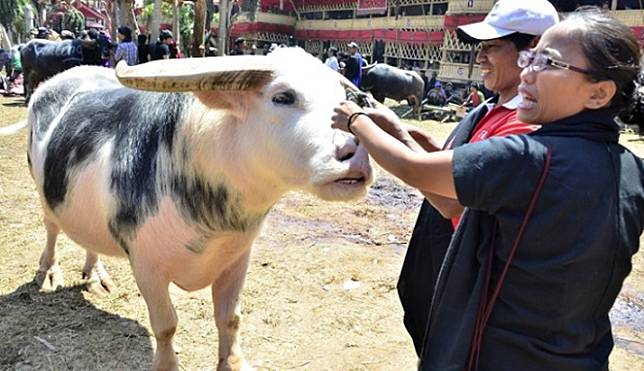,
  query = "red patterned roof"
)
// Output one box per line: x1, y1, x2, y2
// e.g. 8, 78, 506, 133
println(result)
74, 2, 105, 20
